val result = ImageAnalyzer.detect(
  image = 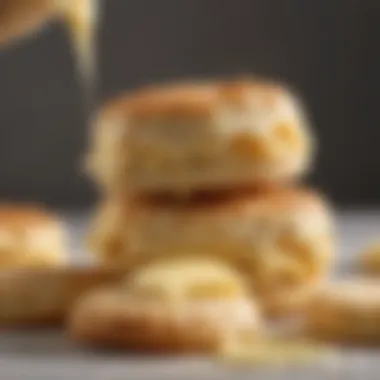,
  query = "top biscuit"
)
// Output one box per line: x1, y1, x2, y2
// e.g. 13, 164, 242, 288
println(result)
89, 77, 315, 193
